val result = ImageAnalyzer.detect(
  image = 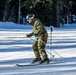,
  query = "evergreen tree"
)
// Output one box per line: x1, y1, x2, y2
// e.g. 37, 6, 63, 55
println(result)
0, 0, 6, 21
1, 0, 75, 26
